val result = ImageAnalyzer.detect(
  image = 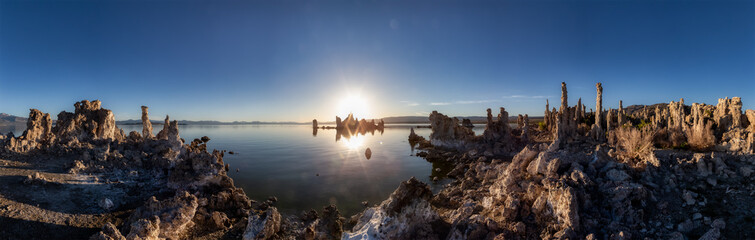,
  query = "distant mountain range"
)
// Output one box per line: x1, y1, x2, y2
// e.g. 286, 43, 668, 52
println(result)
0, 113, 27, 124
0, 113, 545, 125
380, 115, 544, 124
115, 119, 306, 125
